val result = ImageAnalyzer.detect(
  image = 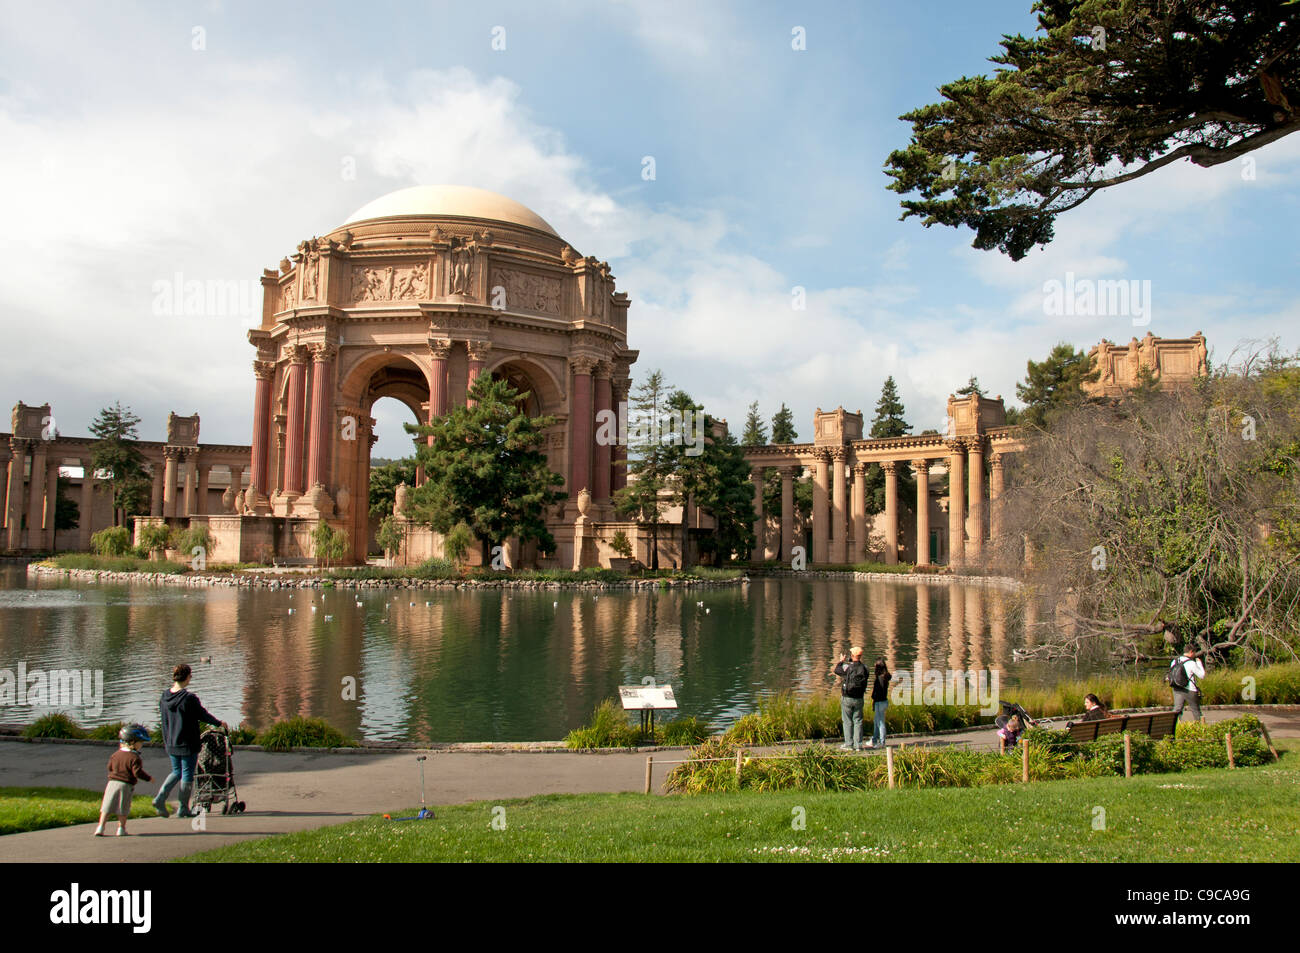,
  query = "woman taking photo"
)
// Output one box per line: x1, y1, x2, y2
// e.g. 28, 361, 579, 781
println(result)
867, 659, 891, 749
151, 663, 226, 818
